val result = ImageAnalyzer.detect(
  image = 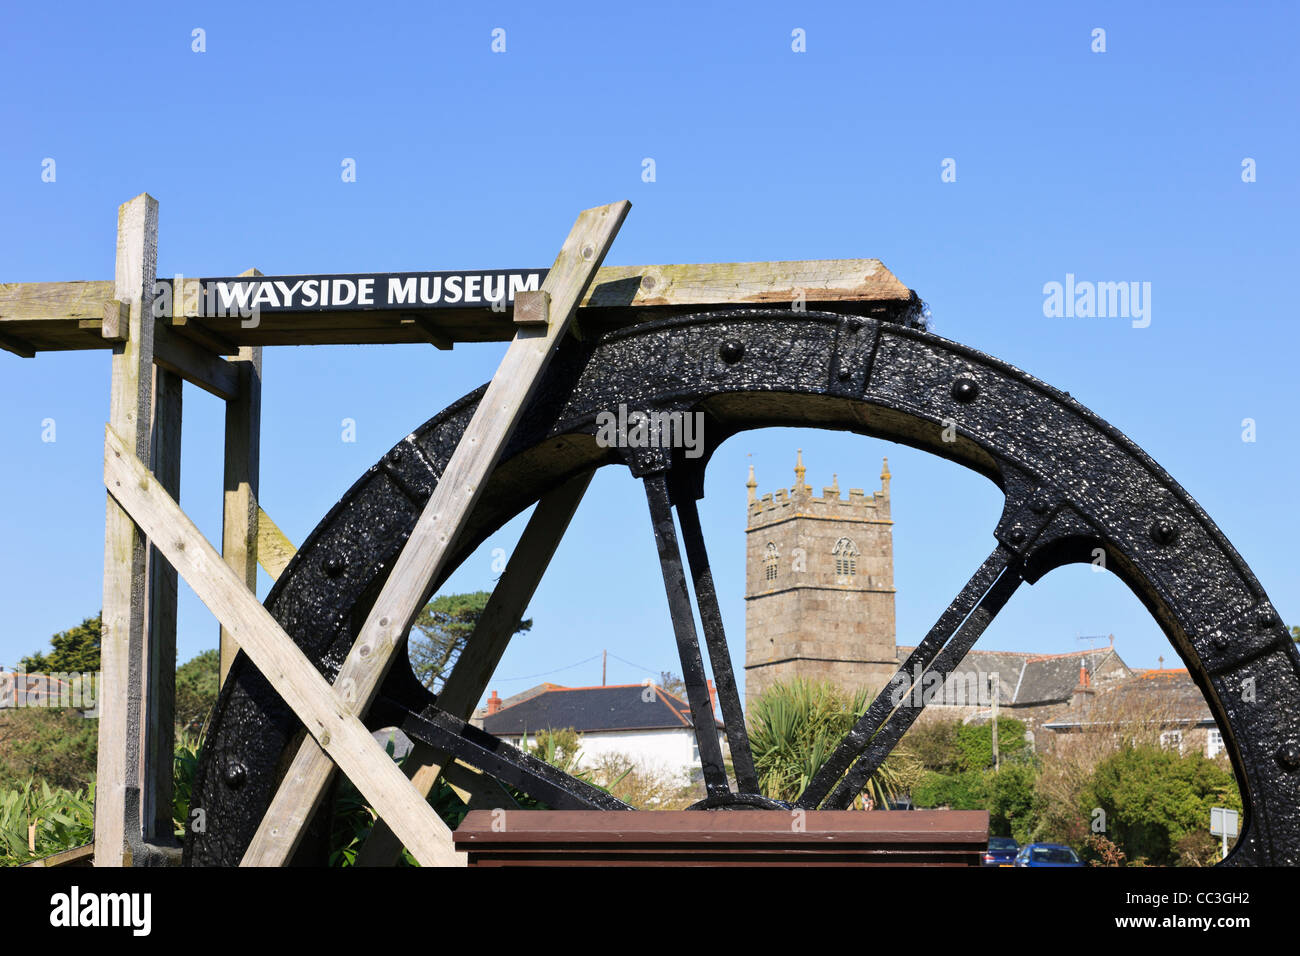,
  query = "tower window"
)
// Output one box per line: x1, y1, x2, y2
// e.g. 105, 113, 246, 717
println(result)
832, 537, 859, 577
764, 542, 779, 581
